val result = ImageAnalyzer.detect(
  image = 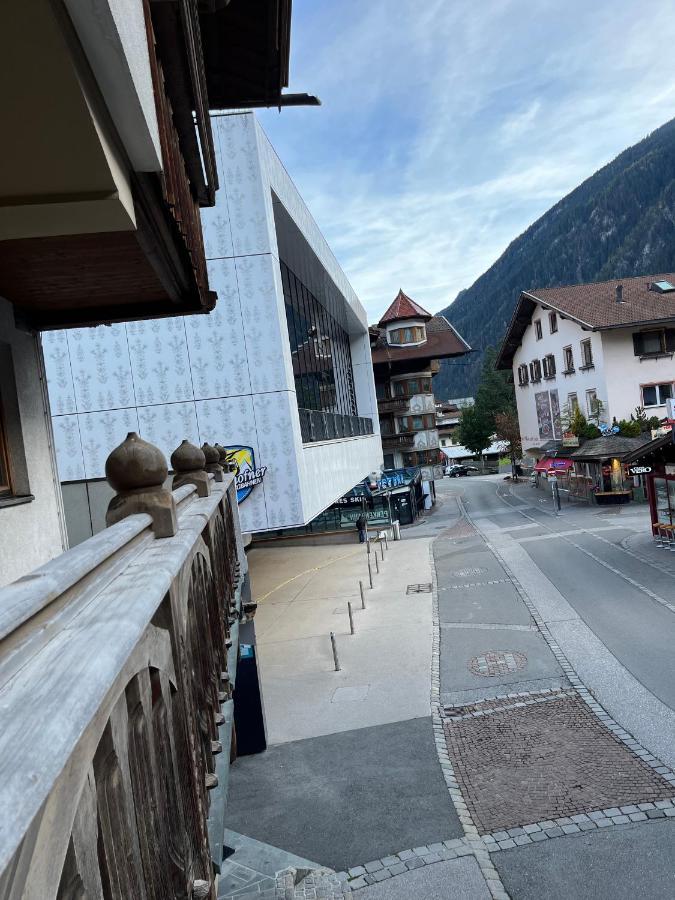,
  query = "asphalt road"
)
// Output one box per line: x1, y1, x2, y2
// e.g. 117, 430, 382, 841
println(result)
449, 476, 675, 712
